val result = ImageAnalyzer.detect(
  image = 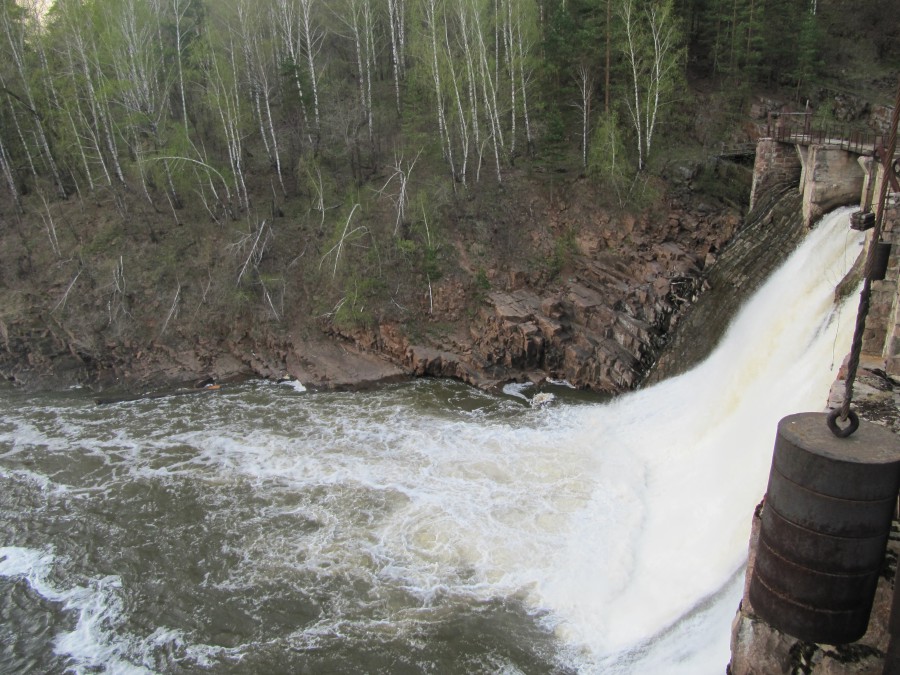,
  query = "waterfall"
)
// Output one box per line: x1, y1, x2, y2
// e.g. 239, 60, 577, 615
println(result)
535, 205, 864, 669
